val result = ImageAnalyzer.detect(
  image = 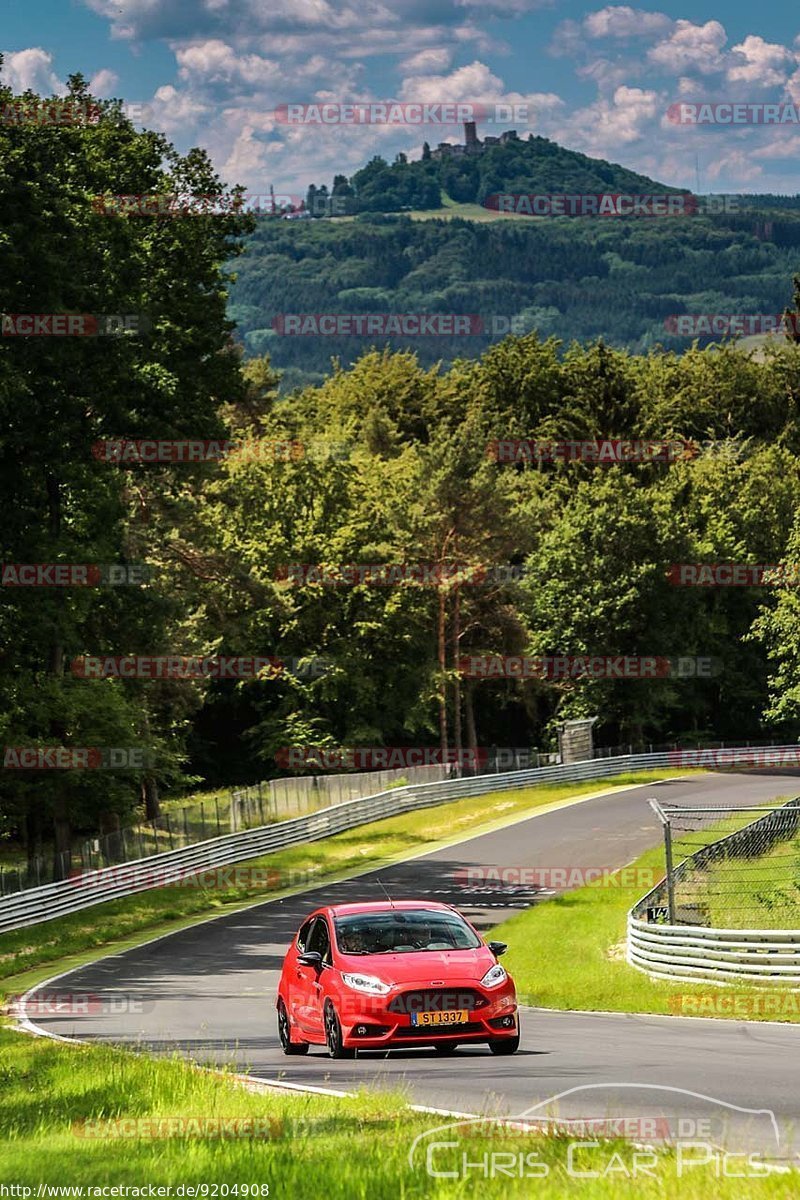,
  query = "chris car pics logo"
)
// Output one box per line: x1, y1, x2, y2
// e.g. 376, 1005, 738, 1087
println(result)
408, 1084, 782, 1181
